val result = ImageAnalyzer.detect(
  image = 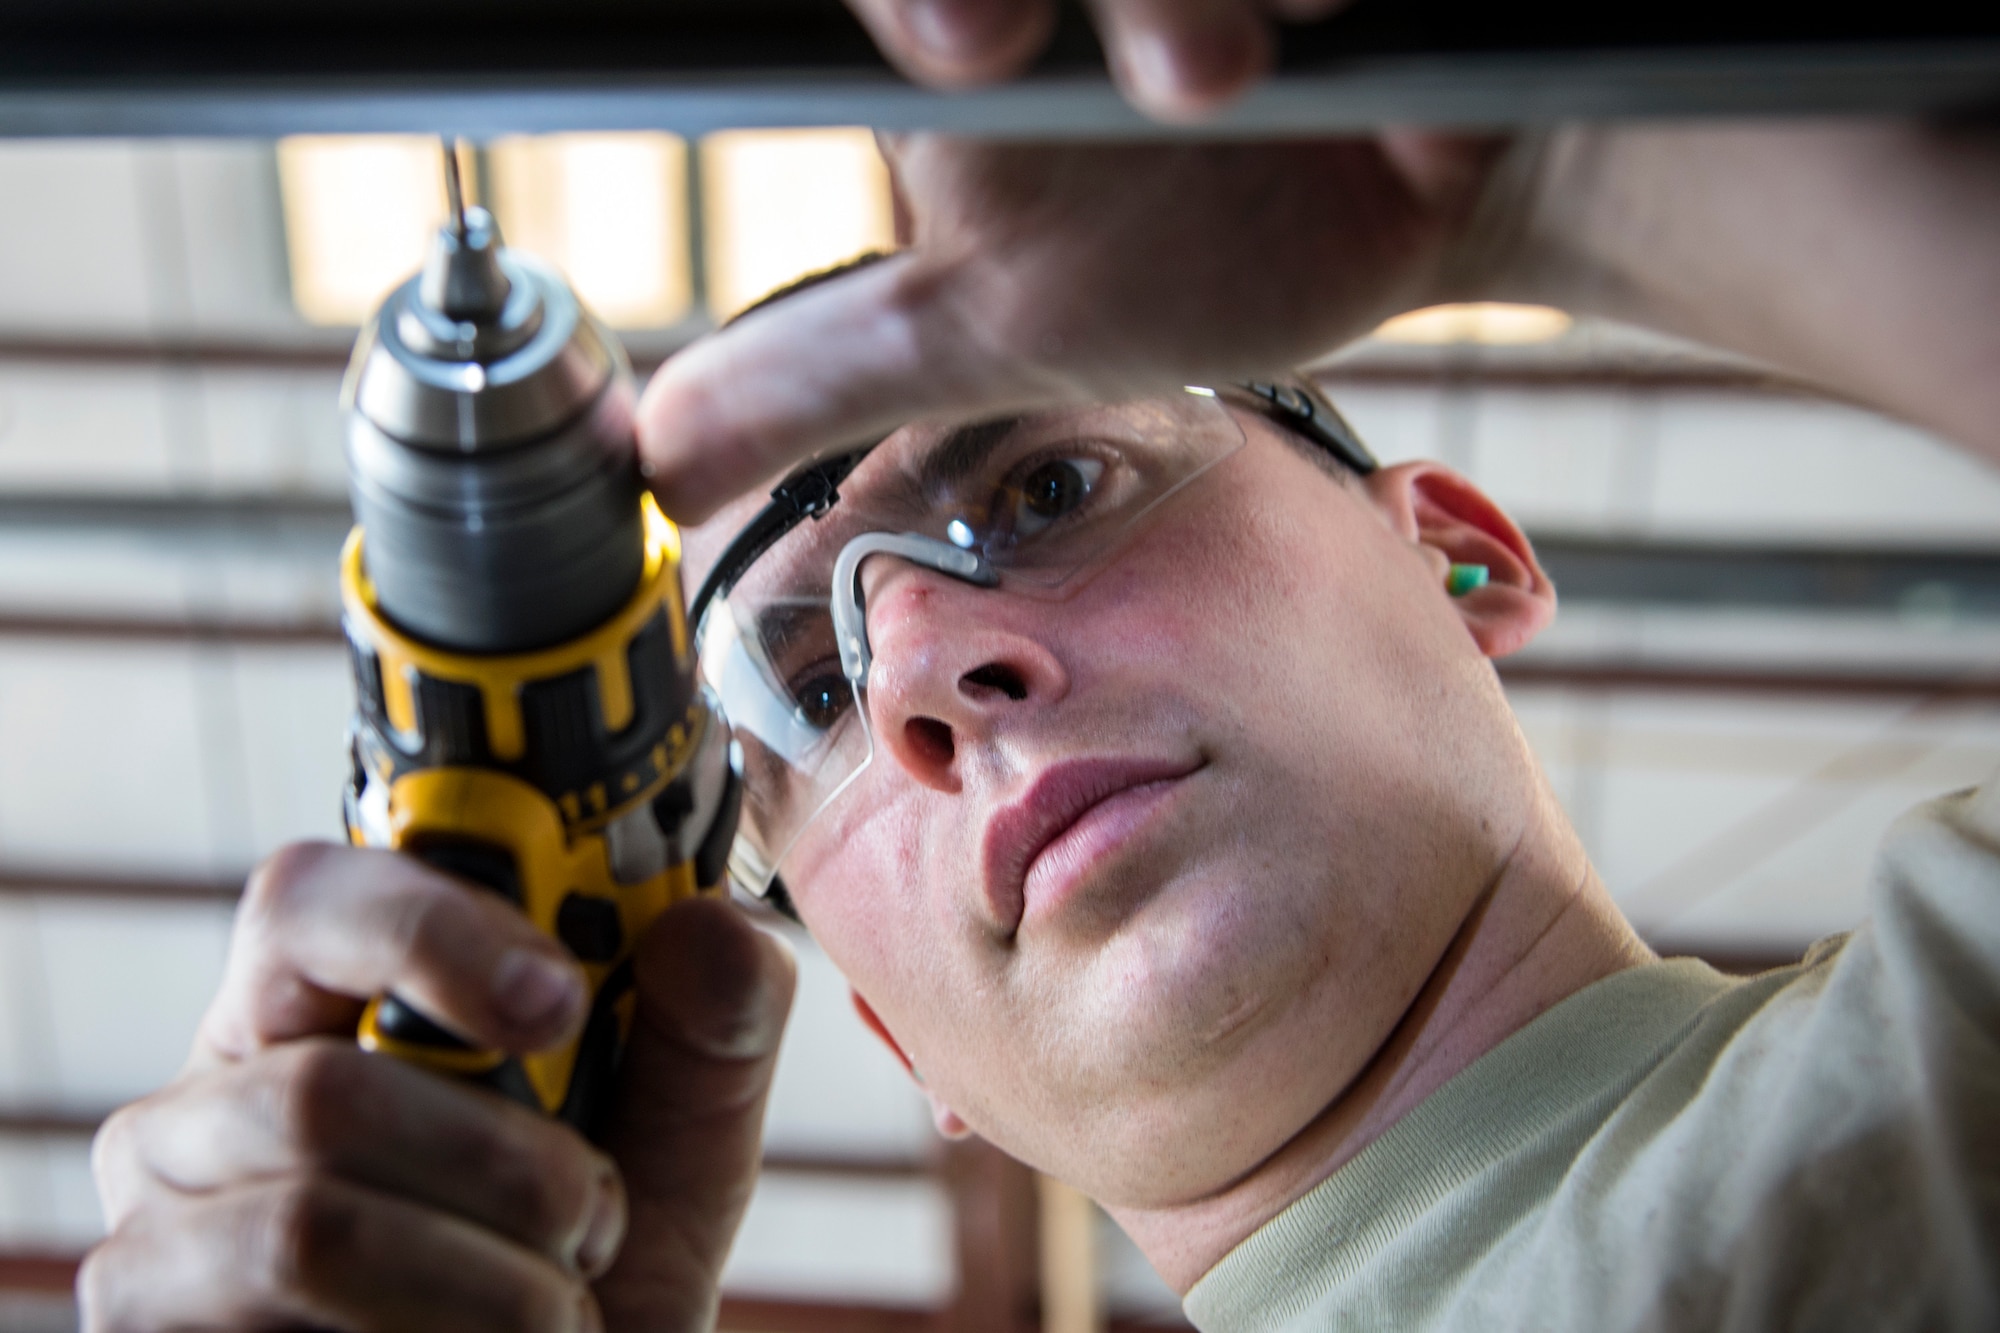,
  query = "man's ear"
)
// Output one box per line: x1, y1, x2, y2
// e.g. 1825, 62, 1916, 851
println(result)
1365, 462, 1555, 658
851, 989, 971, 1139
